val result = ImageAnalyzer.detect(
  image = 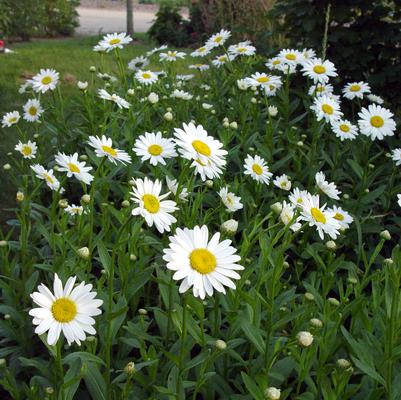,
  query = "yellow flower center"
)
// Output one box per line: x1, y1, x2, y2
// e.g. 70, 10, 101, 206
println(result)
297, 197, 303, 204
370, 116, 384, 128
280, 181, 288, 188
51, 298, 77, 323
195, 158, 206, 166
272, 60, 280, 65
214, 36, 223, 43
22, 146, 32, 156
257, 76, 269, 83
237, 47, 246, 53
285, 53, 296, 61
198, 47, 206, 52
148, 144, 163, 156
28, 106, 38, 116
41, 76, 52, 85
101, 145, 117, 157
339, 124, 350, 132
316, 86, 325, 92
218, 56, 226, 62
322, 104, 333, 115
252, 163, 263, 175
109, 38, 121, 45
189, 248, 216, 274
350, 84, 361, 92
10, 117, 18, 123
311, 207, 326, 223
334, 212, 344, 221
142, 72, 151, 79
192, 140, 211, 156
313, 65, 326, 74
142, 194, 160, 213
44, 174, 54, 184
68, 163, 81, 173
